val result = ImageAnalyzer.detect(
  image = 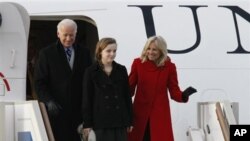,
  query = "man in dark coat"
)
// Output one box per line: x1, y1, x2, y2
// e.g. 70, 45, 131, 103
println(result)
34, 19, 92, 141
